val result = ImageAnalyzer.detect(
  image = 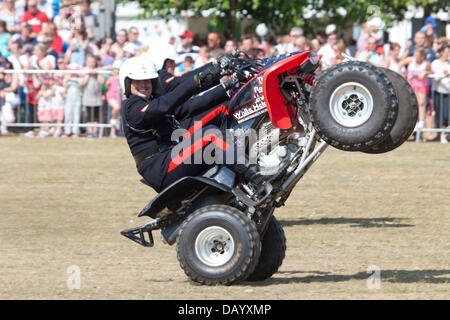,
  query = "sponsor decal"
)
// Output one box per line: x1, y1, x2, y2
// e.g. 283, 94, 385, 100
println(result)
232, 76, 267, 123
